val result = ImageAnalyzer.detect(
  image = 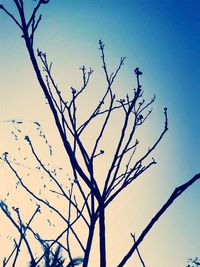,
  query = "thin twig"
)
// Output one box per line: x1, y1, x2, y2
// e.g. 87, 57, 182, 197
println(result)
131, 233, 146, 267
